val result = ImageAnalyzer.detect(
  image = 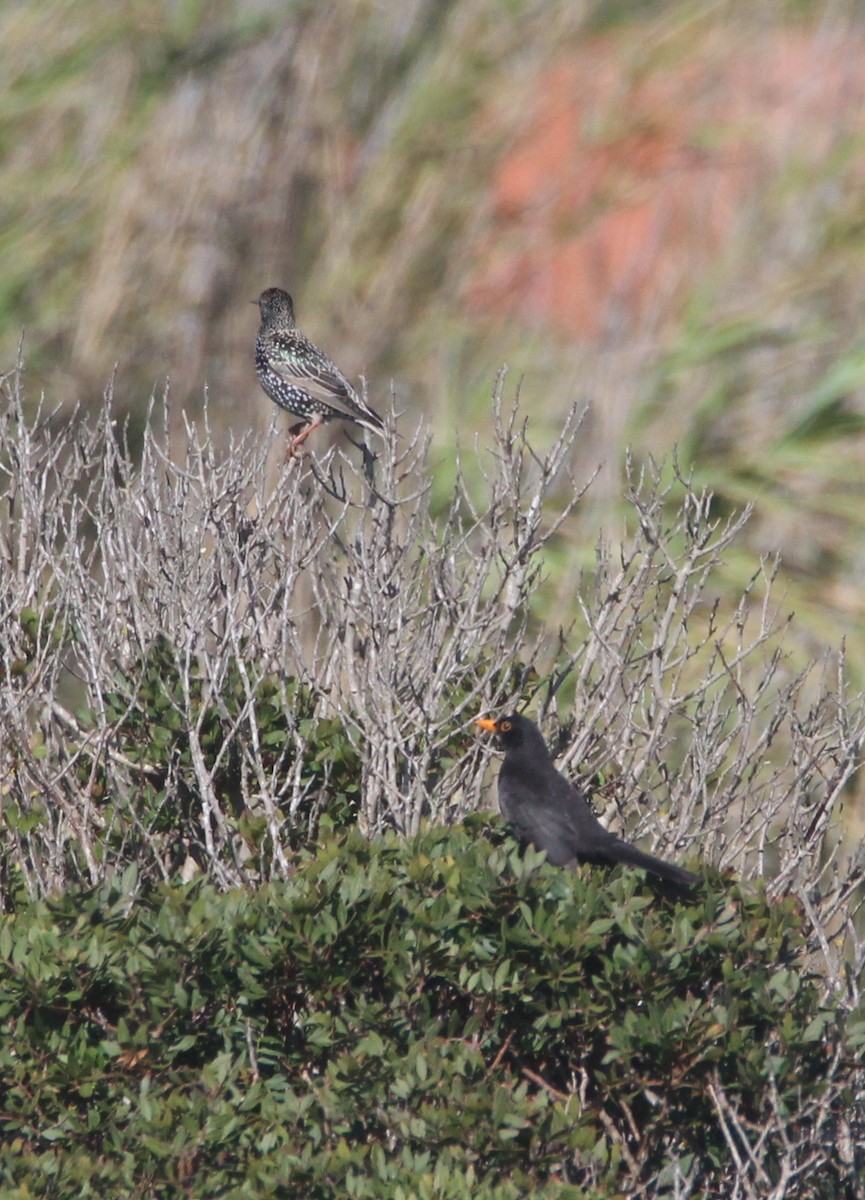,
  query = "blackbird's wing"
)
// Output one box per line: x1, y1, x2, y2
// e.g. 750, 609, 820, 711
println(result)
500, 762, 698, 887
499, 763, 611, 867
